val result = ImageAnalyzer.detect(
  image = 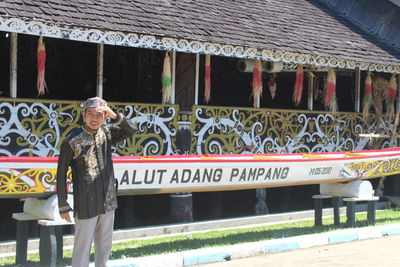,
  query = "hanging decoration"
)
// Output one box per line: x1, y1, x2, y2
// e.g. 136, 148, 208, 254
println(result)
386, 73, 397, 120
268, 74, 277, 100
362, 72, 373, 120
204, 54, 211, 103
252, 60, 263, 107
161, 51, 172, 104
324, 67, 337, 112
372, 76, 387, 126
292, 64, 304, 106
37, 36, 47, 96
